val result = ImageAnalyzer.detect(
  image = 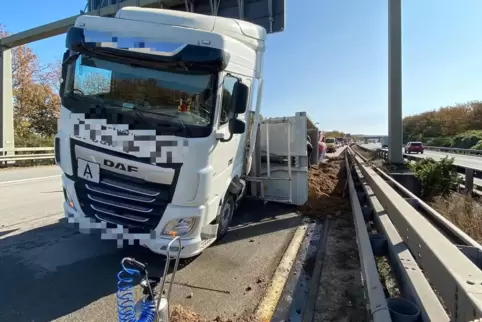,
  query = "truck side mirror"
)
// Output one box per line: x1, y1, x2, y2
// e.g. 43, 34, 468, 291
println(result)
230, 81, 249, 114
229, 118, 245, 134
219, 118, 245, 143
